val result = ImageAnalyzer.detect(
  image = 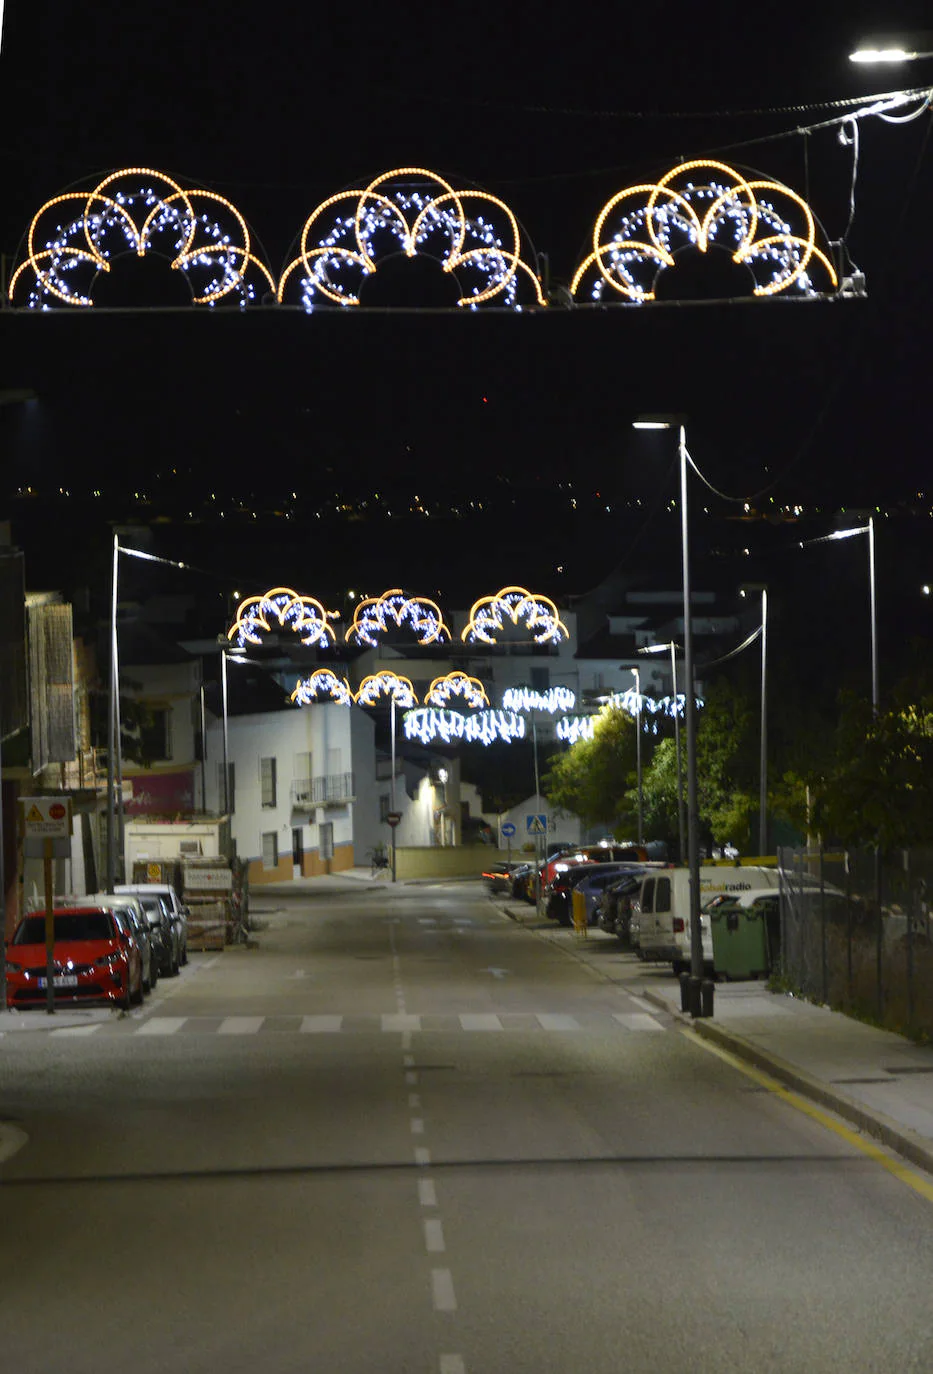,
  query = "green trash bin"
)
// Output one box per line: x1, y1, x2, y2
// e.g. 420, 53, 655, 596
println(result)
710, 897, 771, 980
